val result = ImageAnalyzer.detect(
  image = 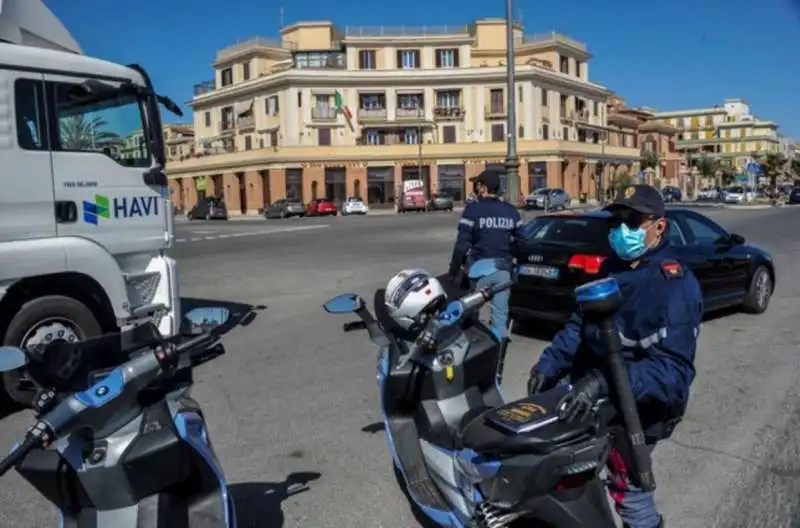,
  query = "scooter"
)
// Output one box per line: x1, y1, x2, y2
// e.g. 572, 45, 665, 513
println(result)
0, 306, 240, 528
323, 261, 653, 527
